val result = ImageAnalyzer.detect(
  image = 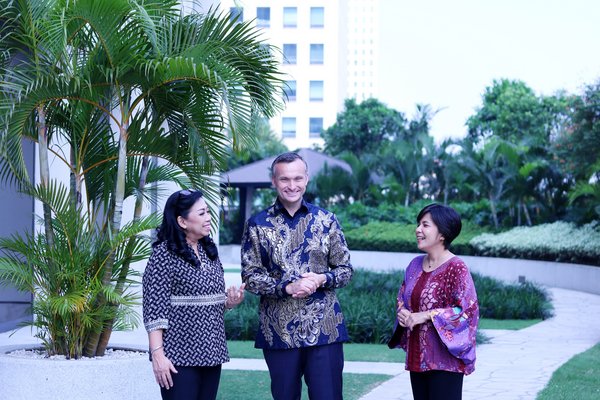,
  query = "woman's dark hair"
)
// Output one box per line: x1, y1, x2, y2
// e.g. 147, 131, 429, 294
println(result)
417, 203, 462, 249
154, 189, 218, 263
